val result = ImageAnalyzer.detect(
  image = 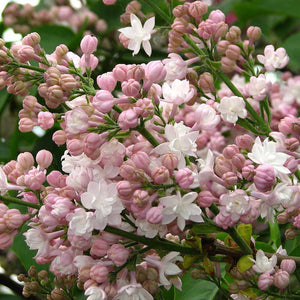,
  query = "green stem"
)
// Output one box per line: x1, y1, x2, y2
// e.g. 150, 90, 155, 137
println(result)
140, 0, 173, 24
136, 126, 160, 147
0, 195, 40, 209
104, 226, 199, 255
183, 34, 207, 58
113, 105, 123, 114
17, 63, 45, 73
